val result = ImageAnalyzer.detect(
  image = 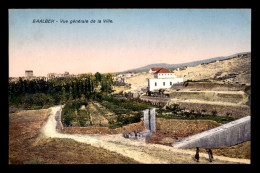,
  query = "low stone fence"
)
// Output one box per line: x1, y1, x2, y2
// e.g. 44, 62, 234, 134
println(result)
140, 95, 170, 107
